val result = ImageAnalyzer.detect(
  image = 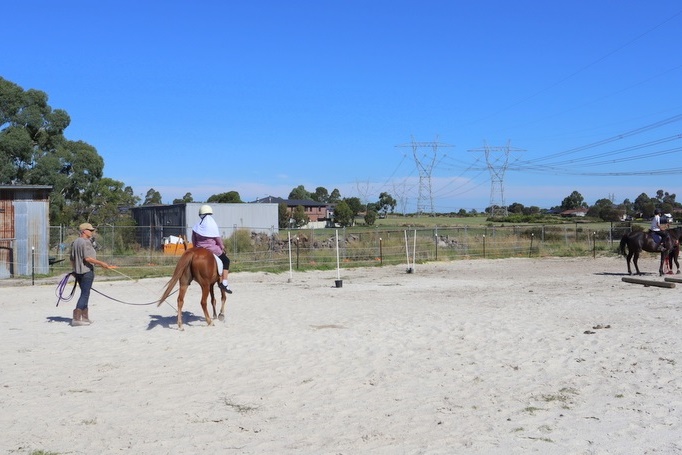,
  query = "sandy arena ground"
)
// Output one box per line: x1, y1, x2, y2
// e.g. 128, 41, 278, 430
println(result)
1, 255, 681, 454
